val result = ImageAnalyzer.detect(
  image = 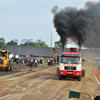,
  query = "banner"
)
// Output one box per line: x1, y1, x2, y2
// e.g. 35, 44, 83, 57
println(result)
14, 38, 42, 43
